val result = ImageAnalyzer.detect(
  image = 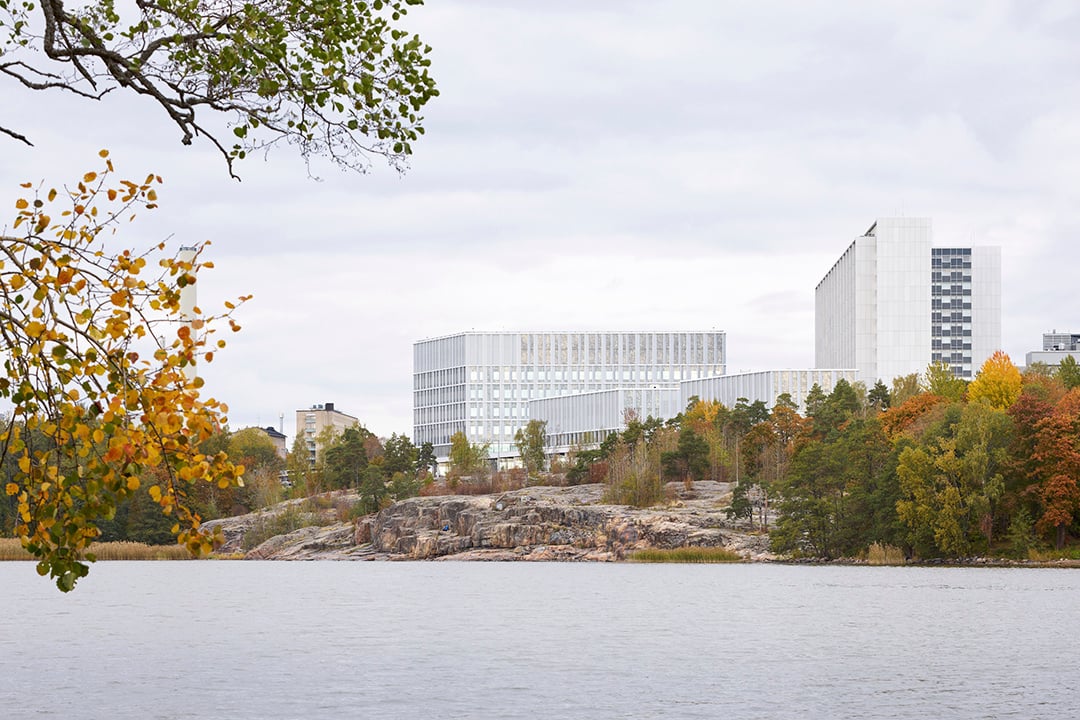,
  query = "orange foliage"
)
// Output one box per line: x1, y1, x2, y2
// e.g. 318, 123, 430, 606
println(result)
879, 393, 946, 440
2, 155, 248, 590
